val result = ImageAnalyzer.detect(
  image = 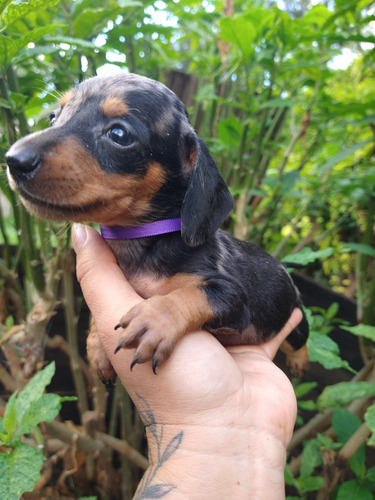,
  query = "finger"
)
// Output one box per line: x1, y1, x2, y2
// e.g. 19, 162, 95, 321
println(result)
72, 224, 142, 356
262, 307, 303, 359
